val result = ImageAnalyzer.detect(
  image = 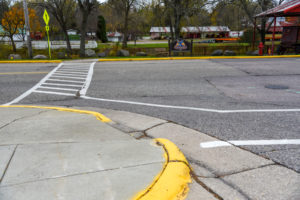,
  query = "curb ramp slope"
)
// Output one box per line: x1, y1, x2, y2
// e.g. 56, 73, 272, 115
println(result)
0, 105, 192, 200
